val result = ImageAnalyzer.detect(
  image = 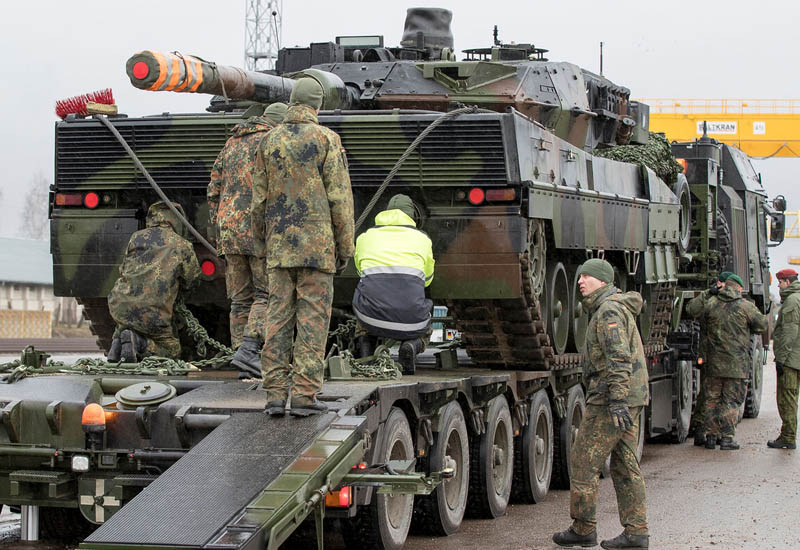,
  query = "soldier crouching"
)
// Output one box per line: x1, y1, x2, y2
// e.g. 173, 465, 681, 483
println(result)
107, 201, 201, 362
